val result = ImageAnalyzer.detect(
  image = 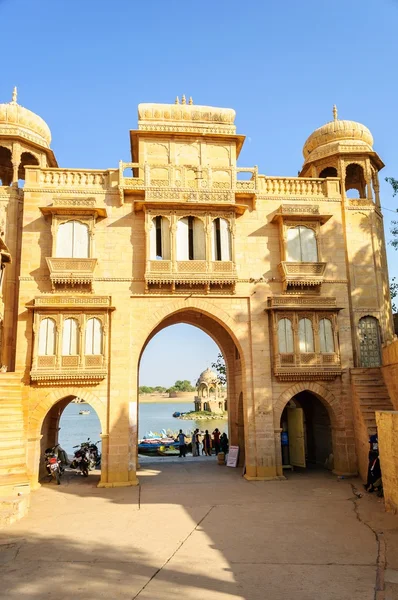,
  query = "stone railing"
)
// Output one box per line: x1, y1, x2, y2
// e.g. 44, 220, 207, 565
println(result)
32, 353, 106, 383
146, 259, 237, 282
258, 176, 326, 196
25, 167, 110, 189
274, 351, 341, 380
